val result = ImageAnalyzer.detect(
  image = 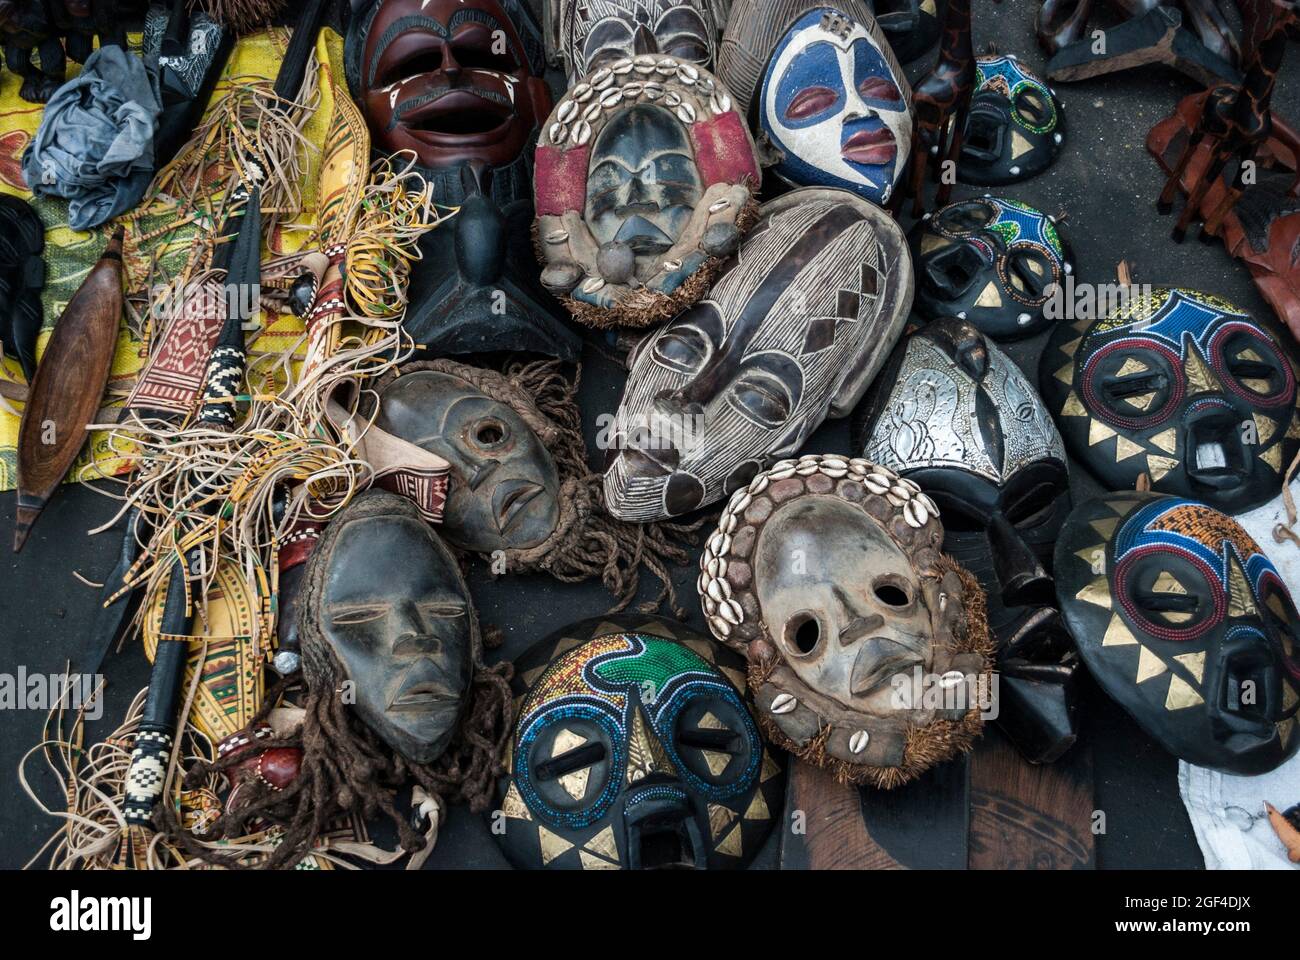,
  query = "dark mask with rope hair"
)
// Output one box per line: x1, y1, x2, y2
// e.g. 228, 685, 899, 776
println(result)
369, 358, 707, 615
344, 0, 552, 206
166, 491, 514, 869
